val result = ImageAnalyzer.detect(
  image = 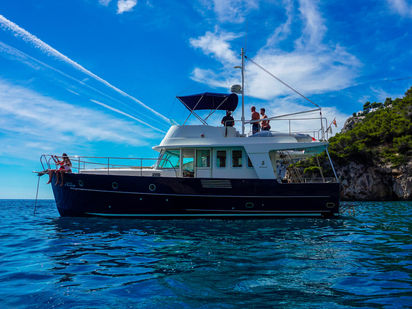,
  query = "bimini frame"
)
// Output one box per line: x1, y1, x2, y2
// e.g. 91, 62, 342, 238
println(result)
178, 93, 236, 126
